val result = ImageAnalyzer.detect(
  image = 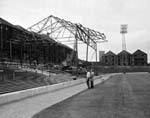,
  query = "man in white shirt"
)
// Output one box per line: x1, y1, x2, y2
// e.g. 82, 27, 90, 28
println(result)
86, 70, 91, 89
86, 69, 95, 89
